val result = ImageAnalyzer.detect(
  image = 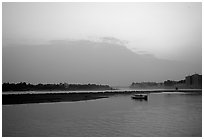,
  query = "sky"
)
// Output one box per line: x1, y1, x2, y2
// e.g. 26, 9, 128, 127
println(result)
2, 2, 202, 86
